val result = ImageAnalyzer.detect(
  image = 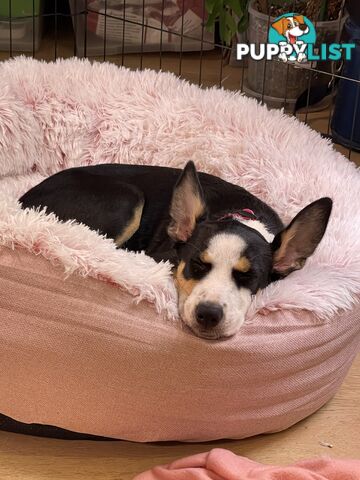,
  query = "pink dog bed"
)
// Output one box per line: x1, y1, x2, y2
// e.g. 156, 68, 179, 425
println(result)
0, 57, 359, 442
